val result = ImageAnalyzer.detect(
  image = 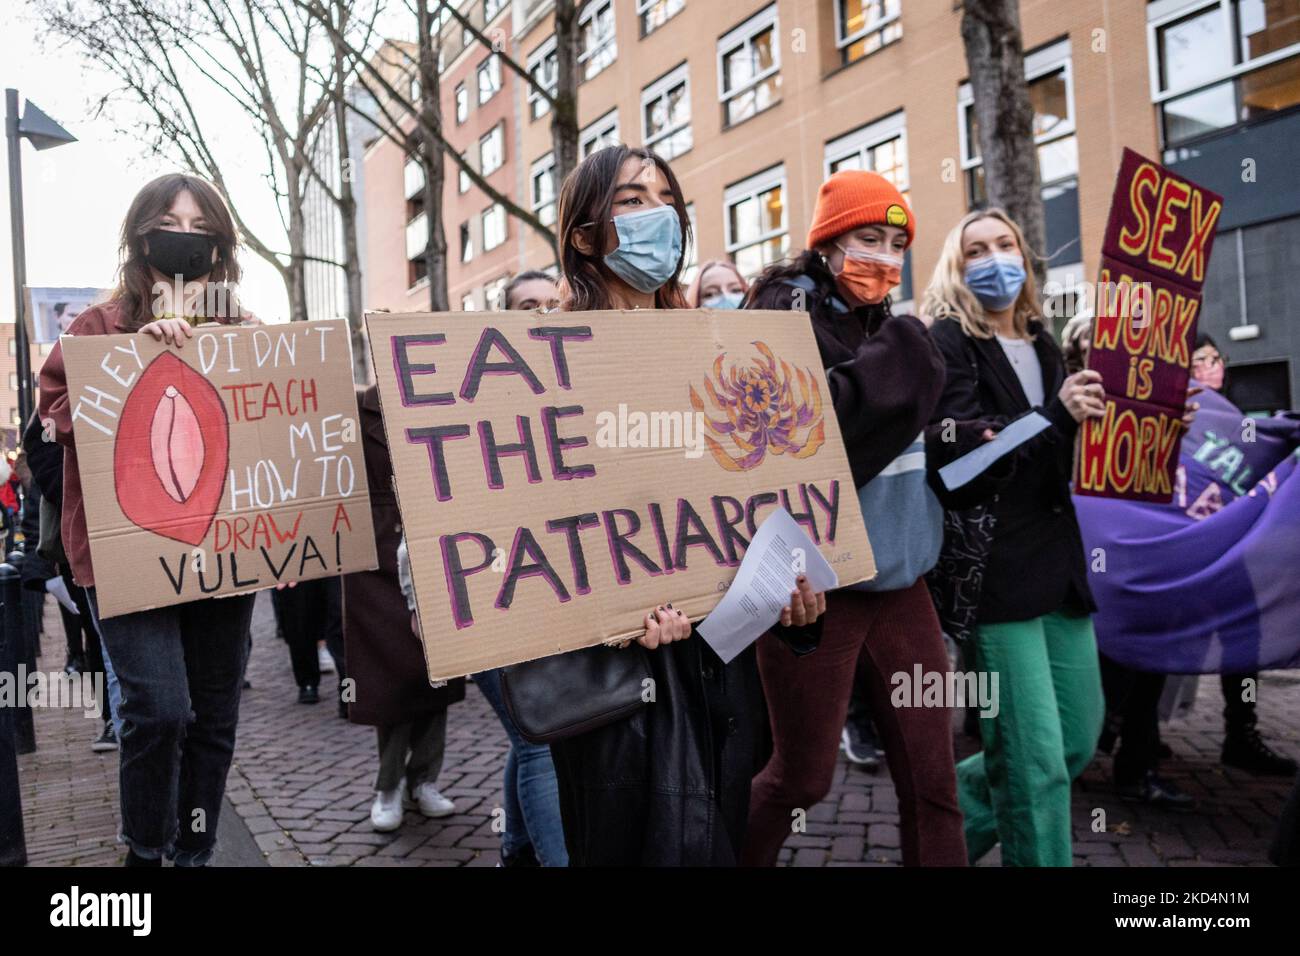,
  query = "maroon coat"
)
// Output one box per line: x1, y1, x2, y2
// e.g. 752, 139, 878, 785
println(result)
343, 385, 464, 726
